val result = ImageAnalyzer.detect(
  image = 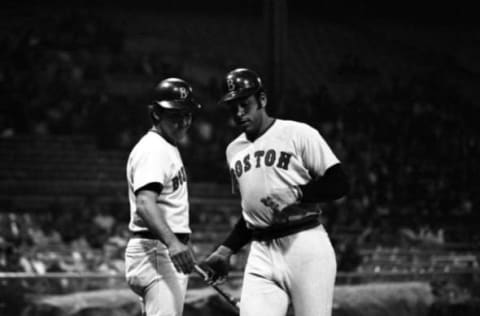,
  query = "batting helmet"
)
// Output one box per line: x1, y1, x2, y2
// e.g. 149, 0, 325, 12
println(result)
218, 68, 263, 104
151, 78, 202, 112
